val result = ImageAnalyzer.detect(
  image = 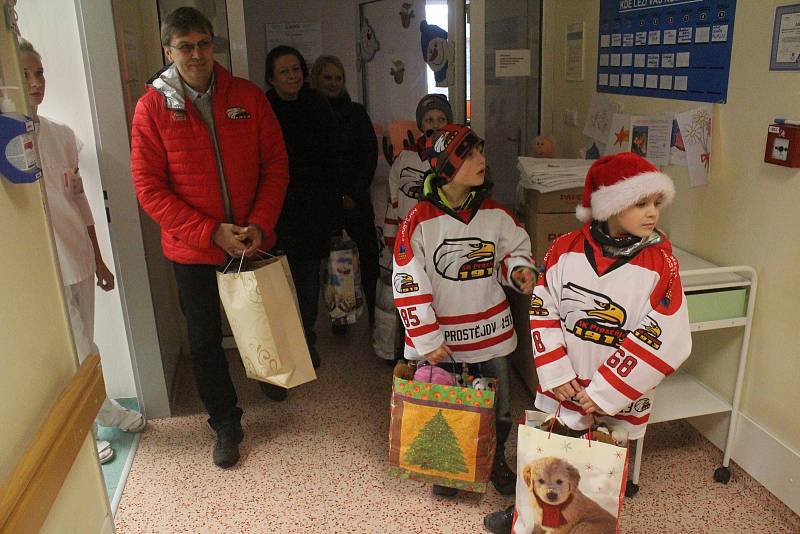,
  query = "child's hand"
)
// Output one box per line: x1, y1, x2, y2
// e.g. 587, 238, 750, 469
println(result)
424, 344, 452, 365
511, 266, 536, 294
551, 378, 583, 402
95, 259, 115, 292
575, 389, 605, 415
